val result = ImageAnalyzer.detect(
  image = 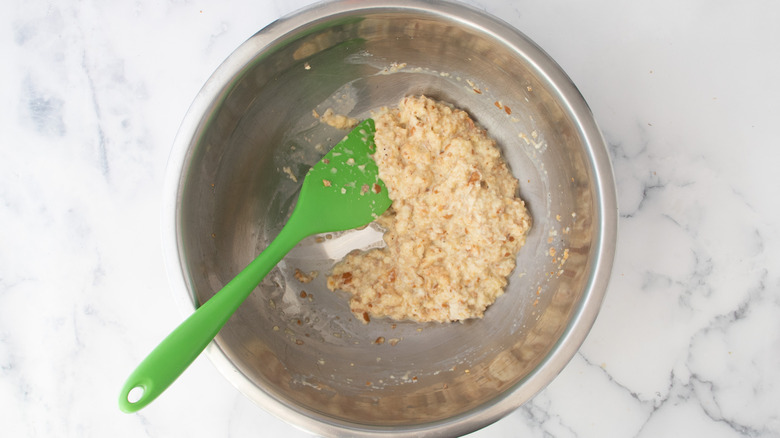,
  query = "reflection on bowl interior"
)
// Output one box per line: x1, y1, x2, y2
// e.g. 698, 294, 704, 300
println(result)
173, 3, 612, 435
